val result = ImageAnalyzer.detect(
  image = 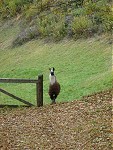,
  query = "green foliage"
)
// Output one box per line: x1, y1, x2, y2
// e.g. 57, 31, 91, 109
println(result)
0, 0, 33, 19
72, 16, 93, 38
51, 19, 66, 41
0, 0, 112, 41
71, 7, 86, 16
84, 0, 113, 33
36, 13, 66, 40
24, 5, 39, 21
